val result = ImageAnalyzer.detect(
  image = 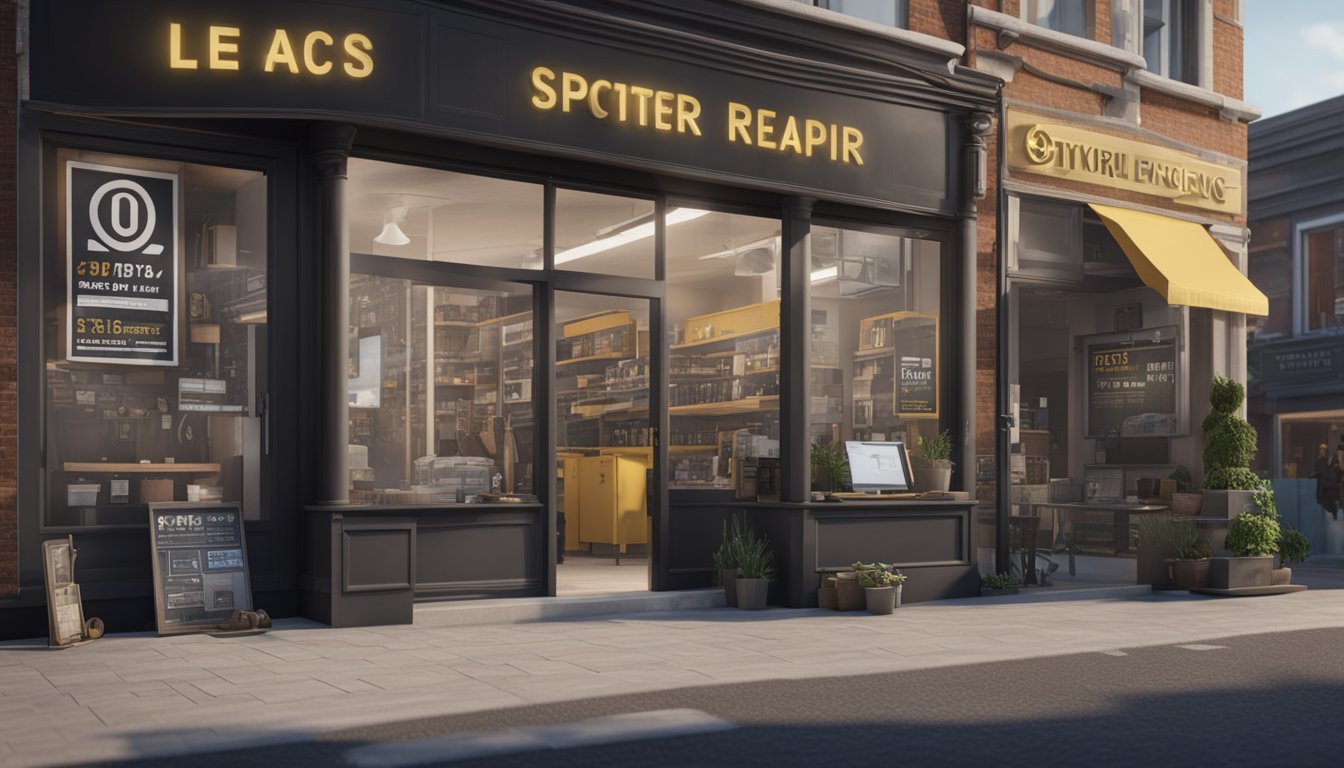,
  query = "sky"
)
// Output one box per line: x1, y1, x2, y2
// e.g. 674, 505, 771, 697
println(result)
1245, 1, 1344, 118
